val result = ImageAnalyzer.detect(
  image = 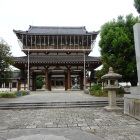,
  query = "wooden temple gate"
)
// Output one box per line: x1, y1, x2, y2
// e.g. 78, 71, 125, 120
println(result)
13, 26, 101, 91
